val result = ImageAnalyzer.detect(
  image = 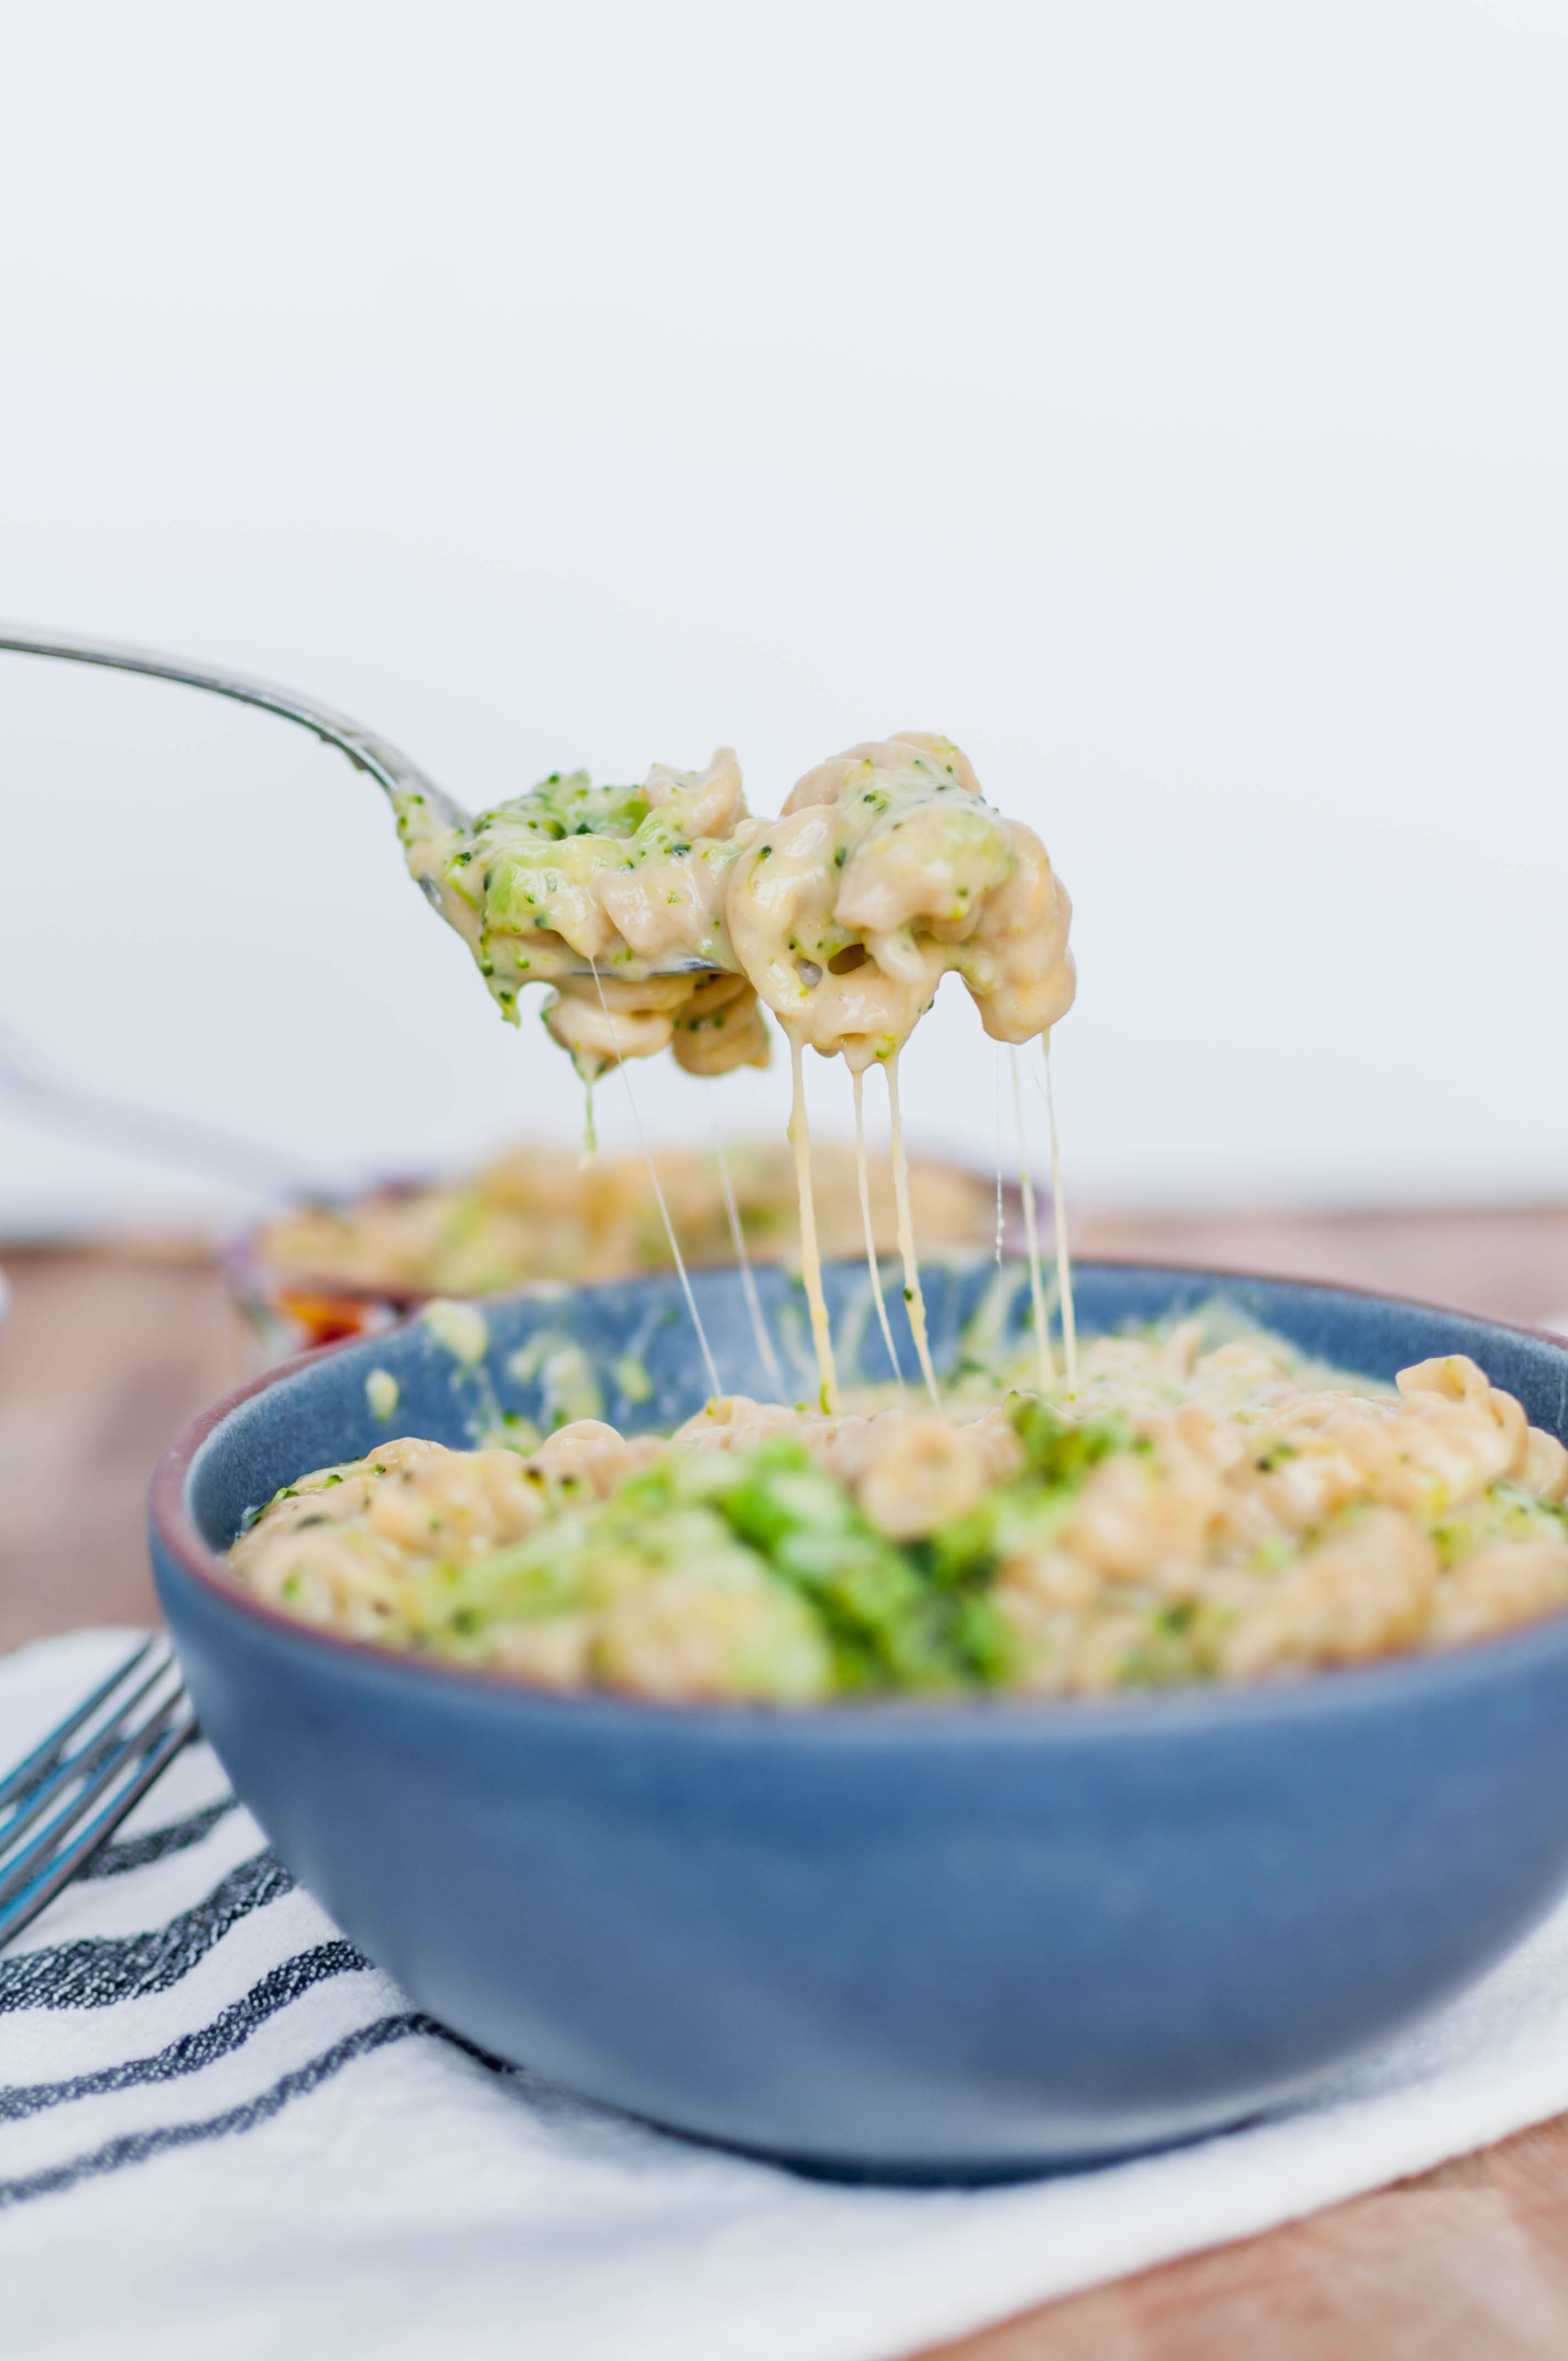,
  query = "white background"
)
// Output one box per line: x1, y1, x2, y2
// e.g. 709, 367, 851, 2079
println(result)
1, 0, 1564, 1235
